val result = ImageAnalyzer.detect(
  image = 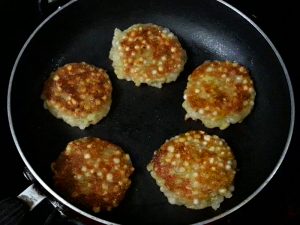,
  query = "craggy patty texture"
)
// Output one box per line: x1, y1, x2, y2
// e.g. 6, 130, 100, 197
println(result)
147, 130, 236, 210
183, 61, 256, 129
41, 62, 112, 129
51, 137, 134, 213
109, 23, 187, 88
